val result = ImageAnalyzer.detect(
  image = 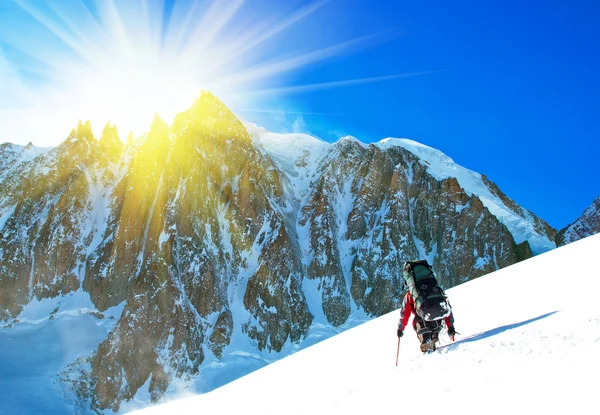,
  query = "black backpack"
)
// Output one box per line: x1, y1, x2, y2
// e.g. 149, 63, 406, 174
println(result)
403, 260, 451, 321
